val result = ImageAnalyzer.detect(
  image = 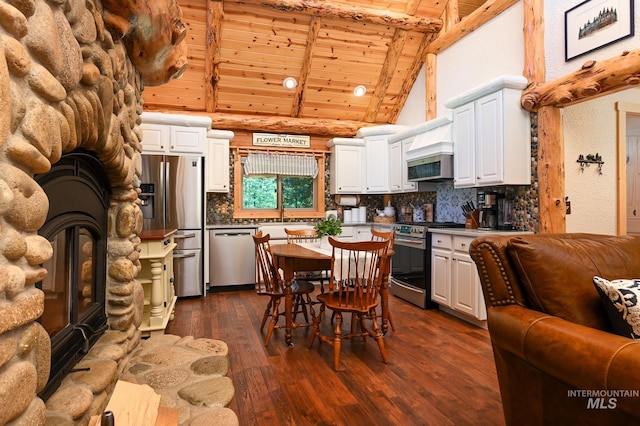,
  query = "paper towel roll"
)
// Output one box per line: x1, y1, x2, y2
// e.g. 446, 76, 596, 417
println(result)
335, 195, 359, 206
